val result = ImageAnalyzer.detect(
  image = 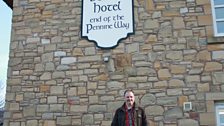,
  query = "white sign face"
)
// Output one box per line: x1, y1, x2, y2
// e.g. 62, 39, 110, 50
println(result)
81, 0, 134, 48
